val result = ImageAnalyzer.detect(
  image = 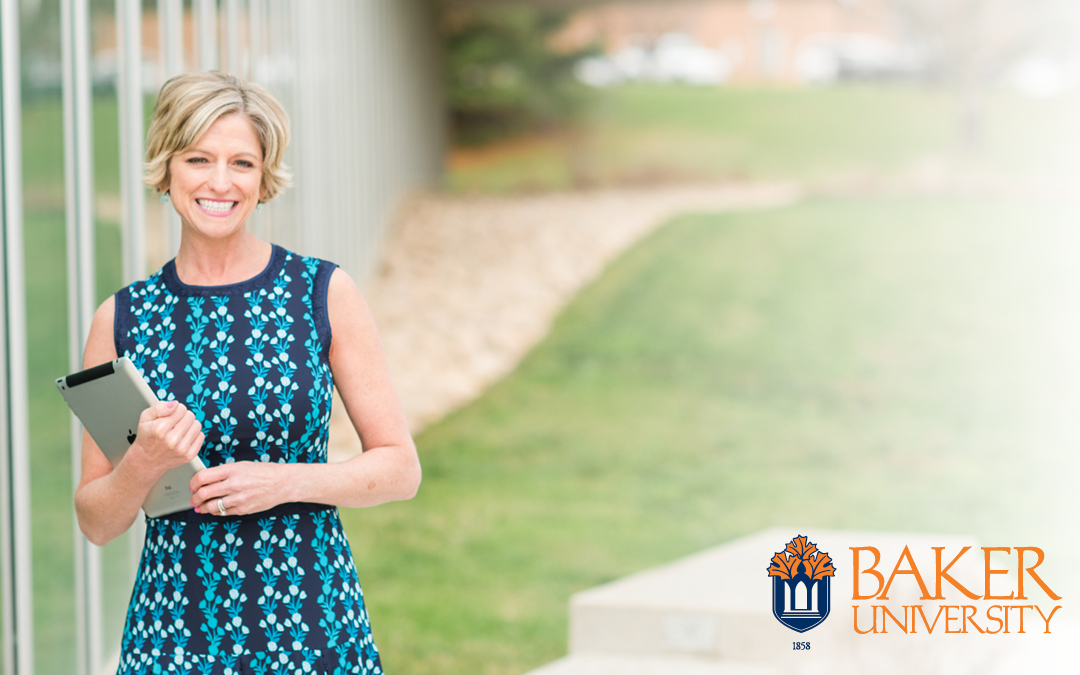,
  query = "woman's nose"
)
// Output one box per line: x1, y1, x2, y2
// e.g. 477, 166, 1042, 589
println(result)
206, 161, 231, 191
